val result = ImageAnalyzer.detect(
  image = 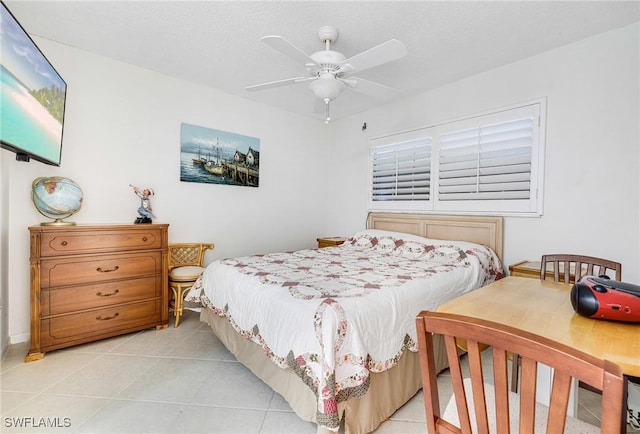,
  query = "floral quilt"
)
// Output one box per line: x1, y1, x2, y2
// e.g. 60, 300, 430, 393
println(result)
188, 229, 503, 431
